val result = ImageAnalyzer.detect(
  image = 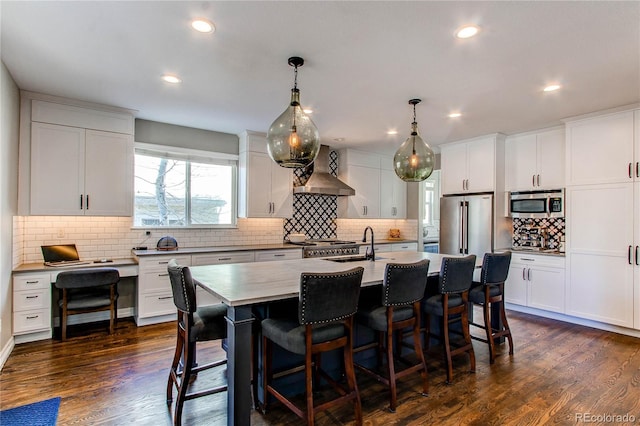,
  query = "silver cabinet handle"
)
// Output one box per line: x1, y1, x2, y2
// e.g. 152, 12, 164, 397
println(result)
218, 257, 232, 261
522, 268, 526, 280
158, 296, 173, 300
629, 163, 633, 179
636, 246, 639, 266
158, 261, 169, 264
636, 162, 639, 178
25, 281, 39, 284
158, 273, 169, 277
532, 175, 536, 187
629, 245, 633, 265
86, 194, 89, 210
26, 295, 39, 299
80, 194, 84, 210
274, 254, 286, 257
537, 174, 540, 186
527, 268, 532, 281
26, 315, 39, 320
